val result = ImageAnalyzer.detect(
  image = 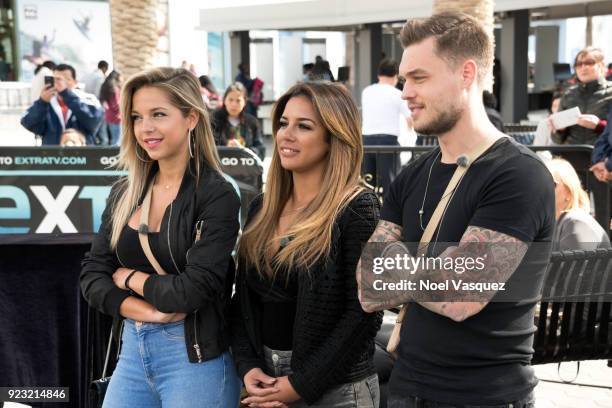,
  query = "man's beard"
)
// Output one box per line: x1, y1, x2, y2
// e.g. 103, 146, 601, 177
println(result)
414, 104, 463, 136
